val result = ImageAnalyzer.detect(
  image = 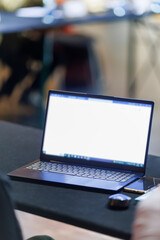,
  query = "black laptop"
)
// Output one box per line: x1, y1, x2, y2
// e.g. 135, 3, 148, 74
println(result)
8, 90, 154, 191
